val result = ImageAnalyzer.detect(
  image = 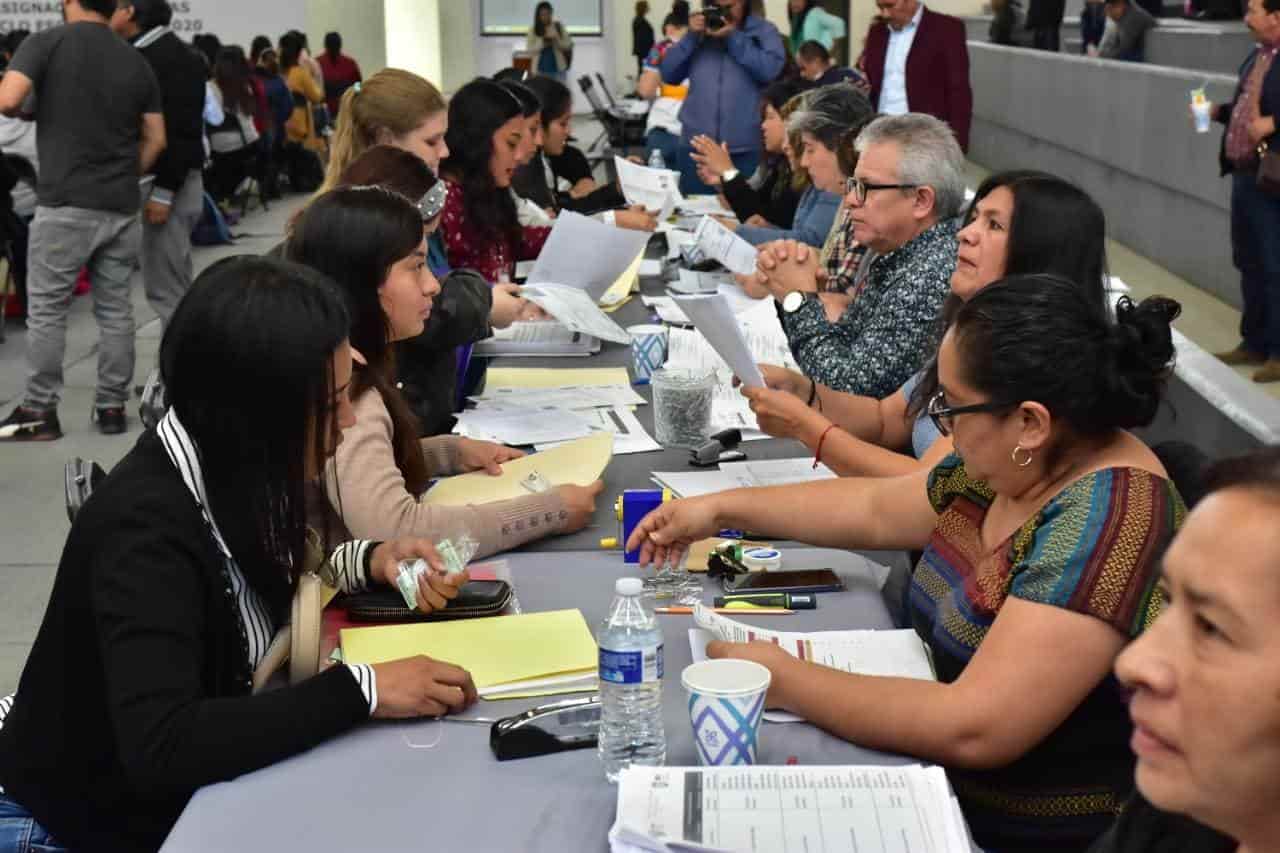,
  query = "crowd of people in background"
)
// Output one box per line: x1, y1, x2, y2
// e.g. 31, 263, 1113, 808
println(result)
0, 1, 1277, 852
